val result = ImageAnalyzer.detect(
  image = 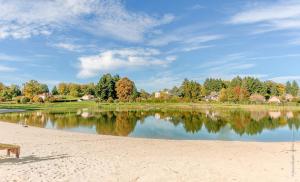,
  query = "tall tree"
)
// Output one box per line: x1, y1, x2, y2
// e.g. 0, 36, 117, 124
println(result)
203, 78, 225, 94
40, 84, 49, 93
23, 80, 43, 98
51, 86, 59, 95
241, 77, 263, 95
116, 77, 137, 101
230, 76, 242, 88
181, 79, 202, 100
291, 80, 299, 96
9, 84, 21, 97
96, 74, 120, 100
57, 83, 70, 95
286, 81, 292, 95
